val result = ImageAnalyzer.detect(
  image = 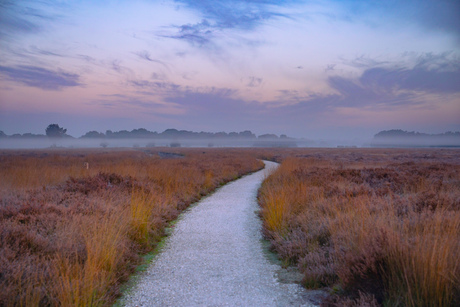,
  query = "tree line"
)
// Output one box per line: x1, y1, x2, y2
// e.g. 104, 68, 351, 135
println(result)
0, 124, 293, 140
374, 129, 460, 138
